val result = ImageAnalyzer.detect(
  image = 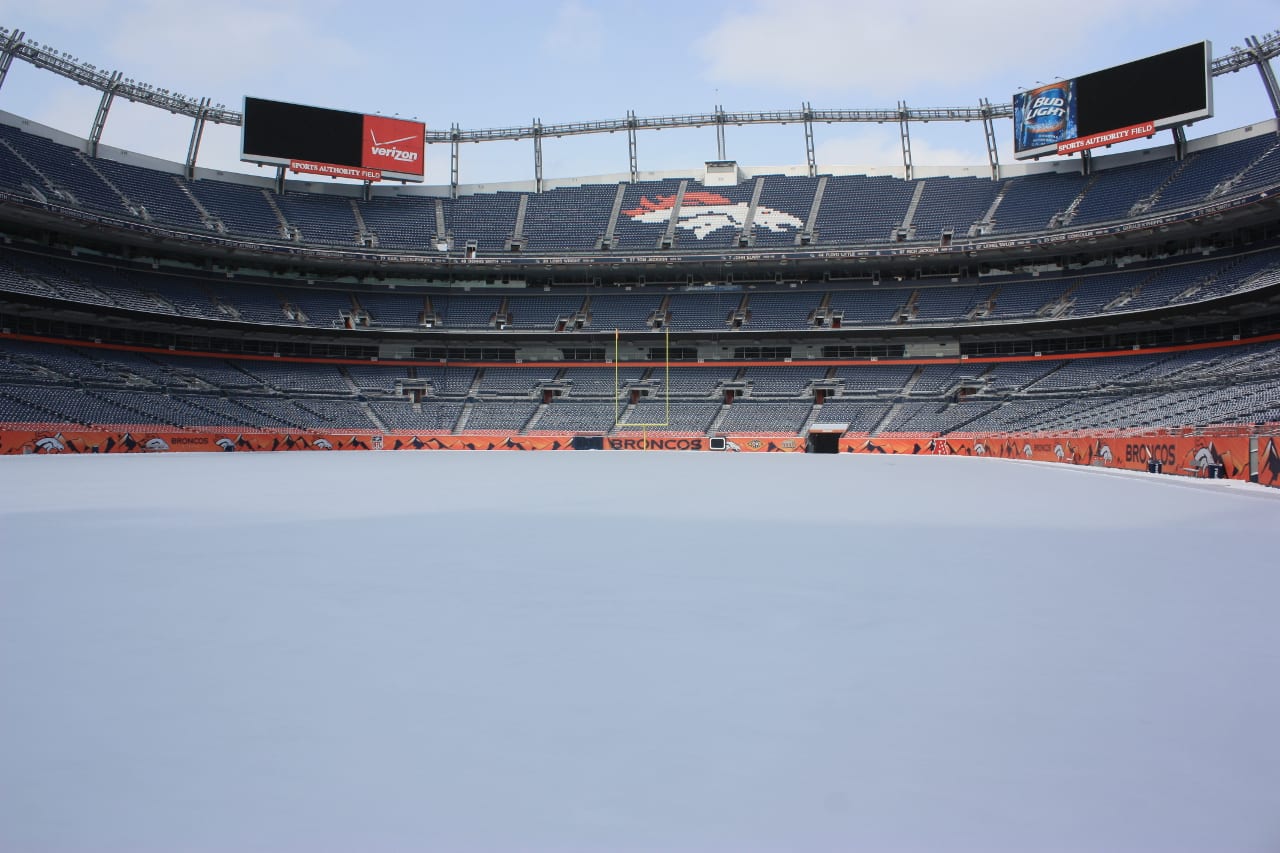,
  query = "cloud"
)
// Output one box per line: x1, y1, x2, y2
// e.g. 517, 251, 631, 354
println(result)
0, 0, 364, 174
815, 126, 991, 175
697, 0, 1194, 99
115, 1, 357, 94
542, 1, 605, 62
1, 0, 359, 105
